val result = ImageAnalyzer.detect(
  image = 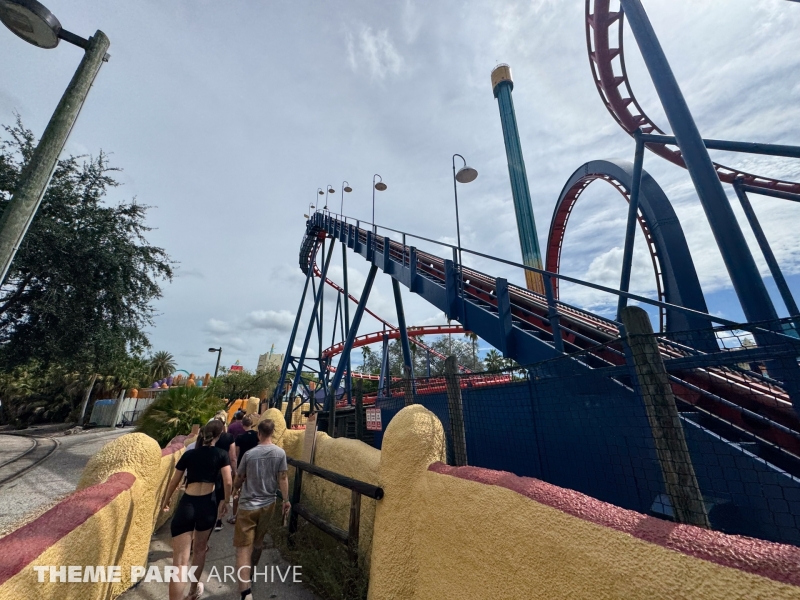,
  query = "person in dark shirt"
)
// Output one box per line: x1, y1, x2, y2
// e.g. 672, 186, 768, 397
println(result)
212, 414, 237, 531
228, 410, 246, 438
161, 420, 231, 600
228, 413, 260, 524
